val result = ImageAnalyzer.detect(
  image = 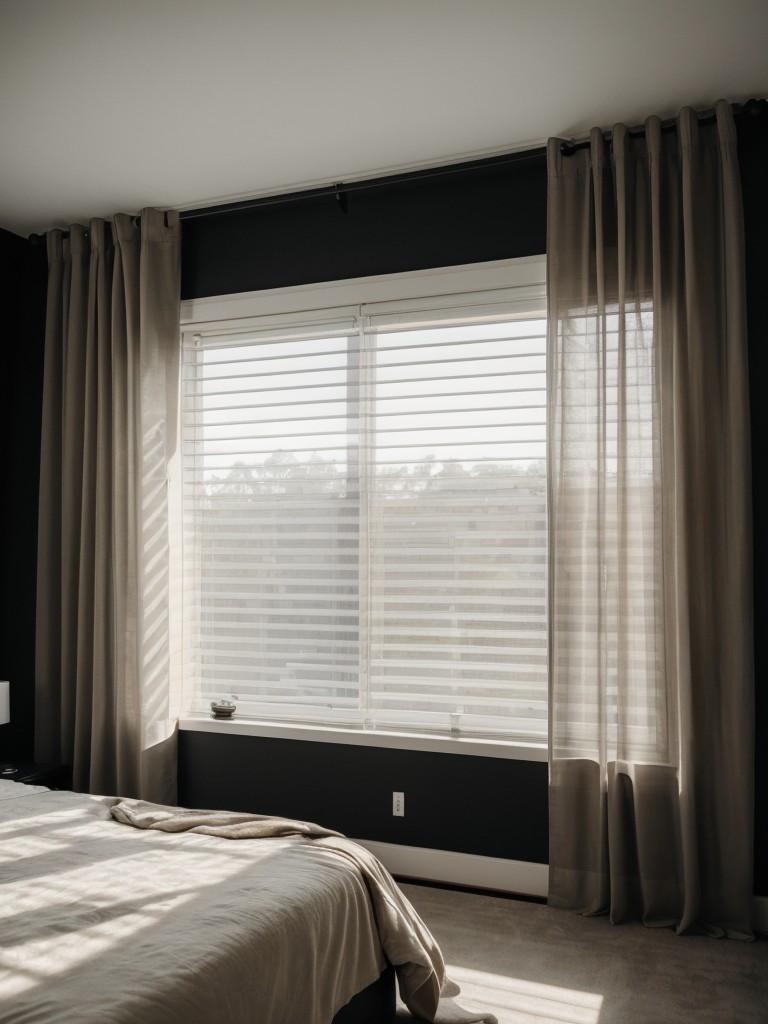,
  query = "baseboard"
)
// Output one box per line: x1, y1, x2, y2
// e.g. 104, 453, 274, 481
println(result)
354, 839, 549, 899
752, 895, 768, 935
356, 843, 768, 928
